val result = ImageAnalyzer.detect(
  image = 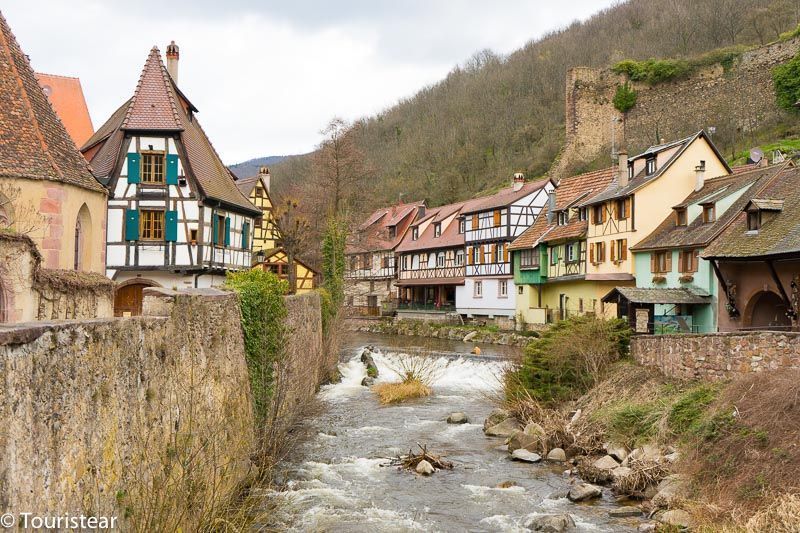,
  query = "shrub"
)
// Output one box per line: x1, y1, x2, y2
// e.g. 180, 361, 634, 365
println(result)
374, 355, 439, 404
613, 82, 637, 113
507, 316, 631, 405
773, 52, 800, 111
373, 380, 432, 404
667, 384, 719, 435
